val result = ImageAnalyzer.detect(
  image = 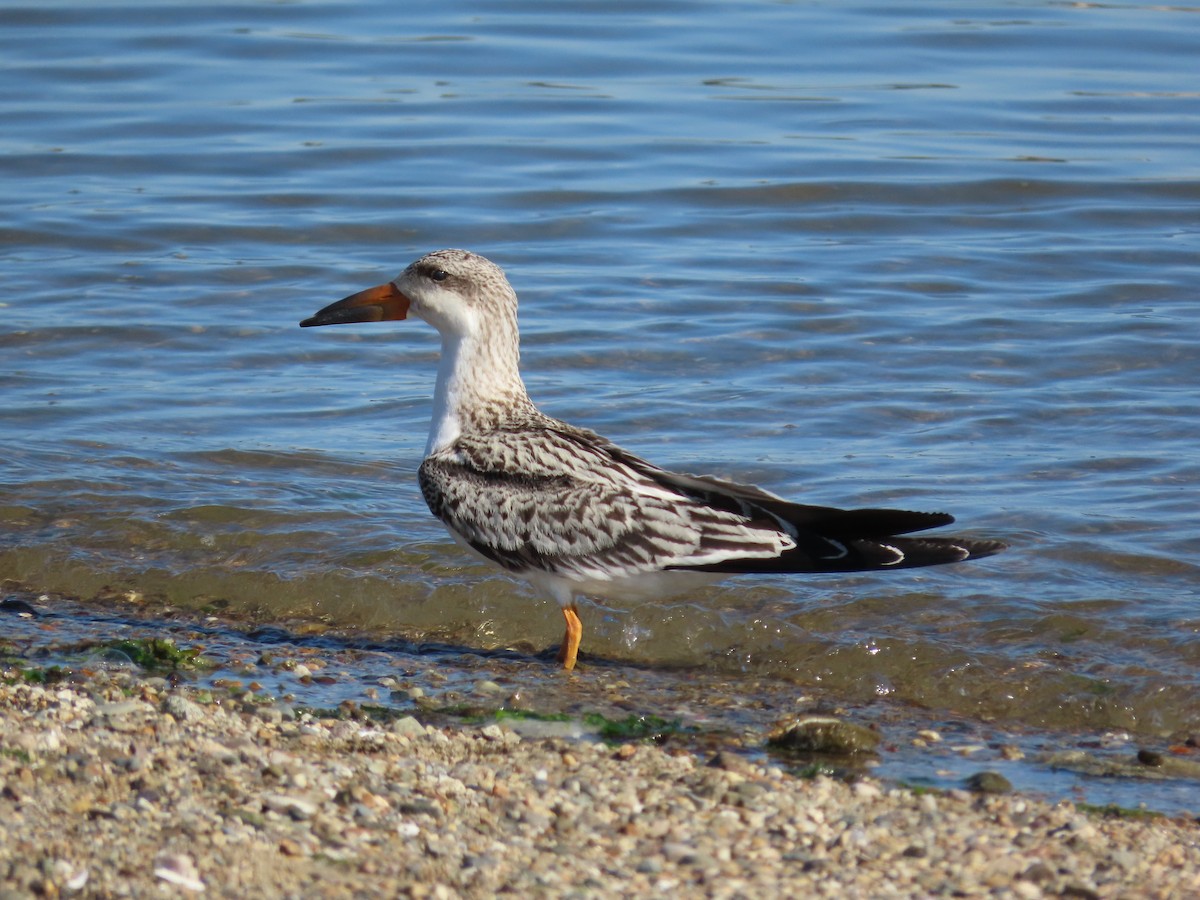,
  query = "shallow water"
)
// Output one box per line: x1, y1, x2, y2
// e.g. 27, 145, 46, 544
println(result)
3, 0, 1200, 761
